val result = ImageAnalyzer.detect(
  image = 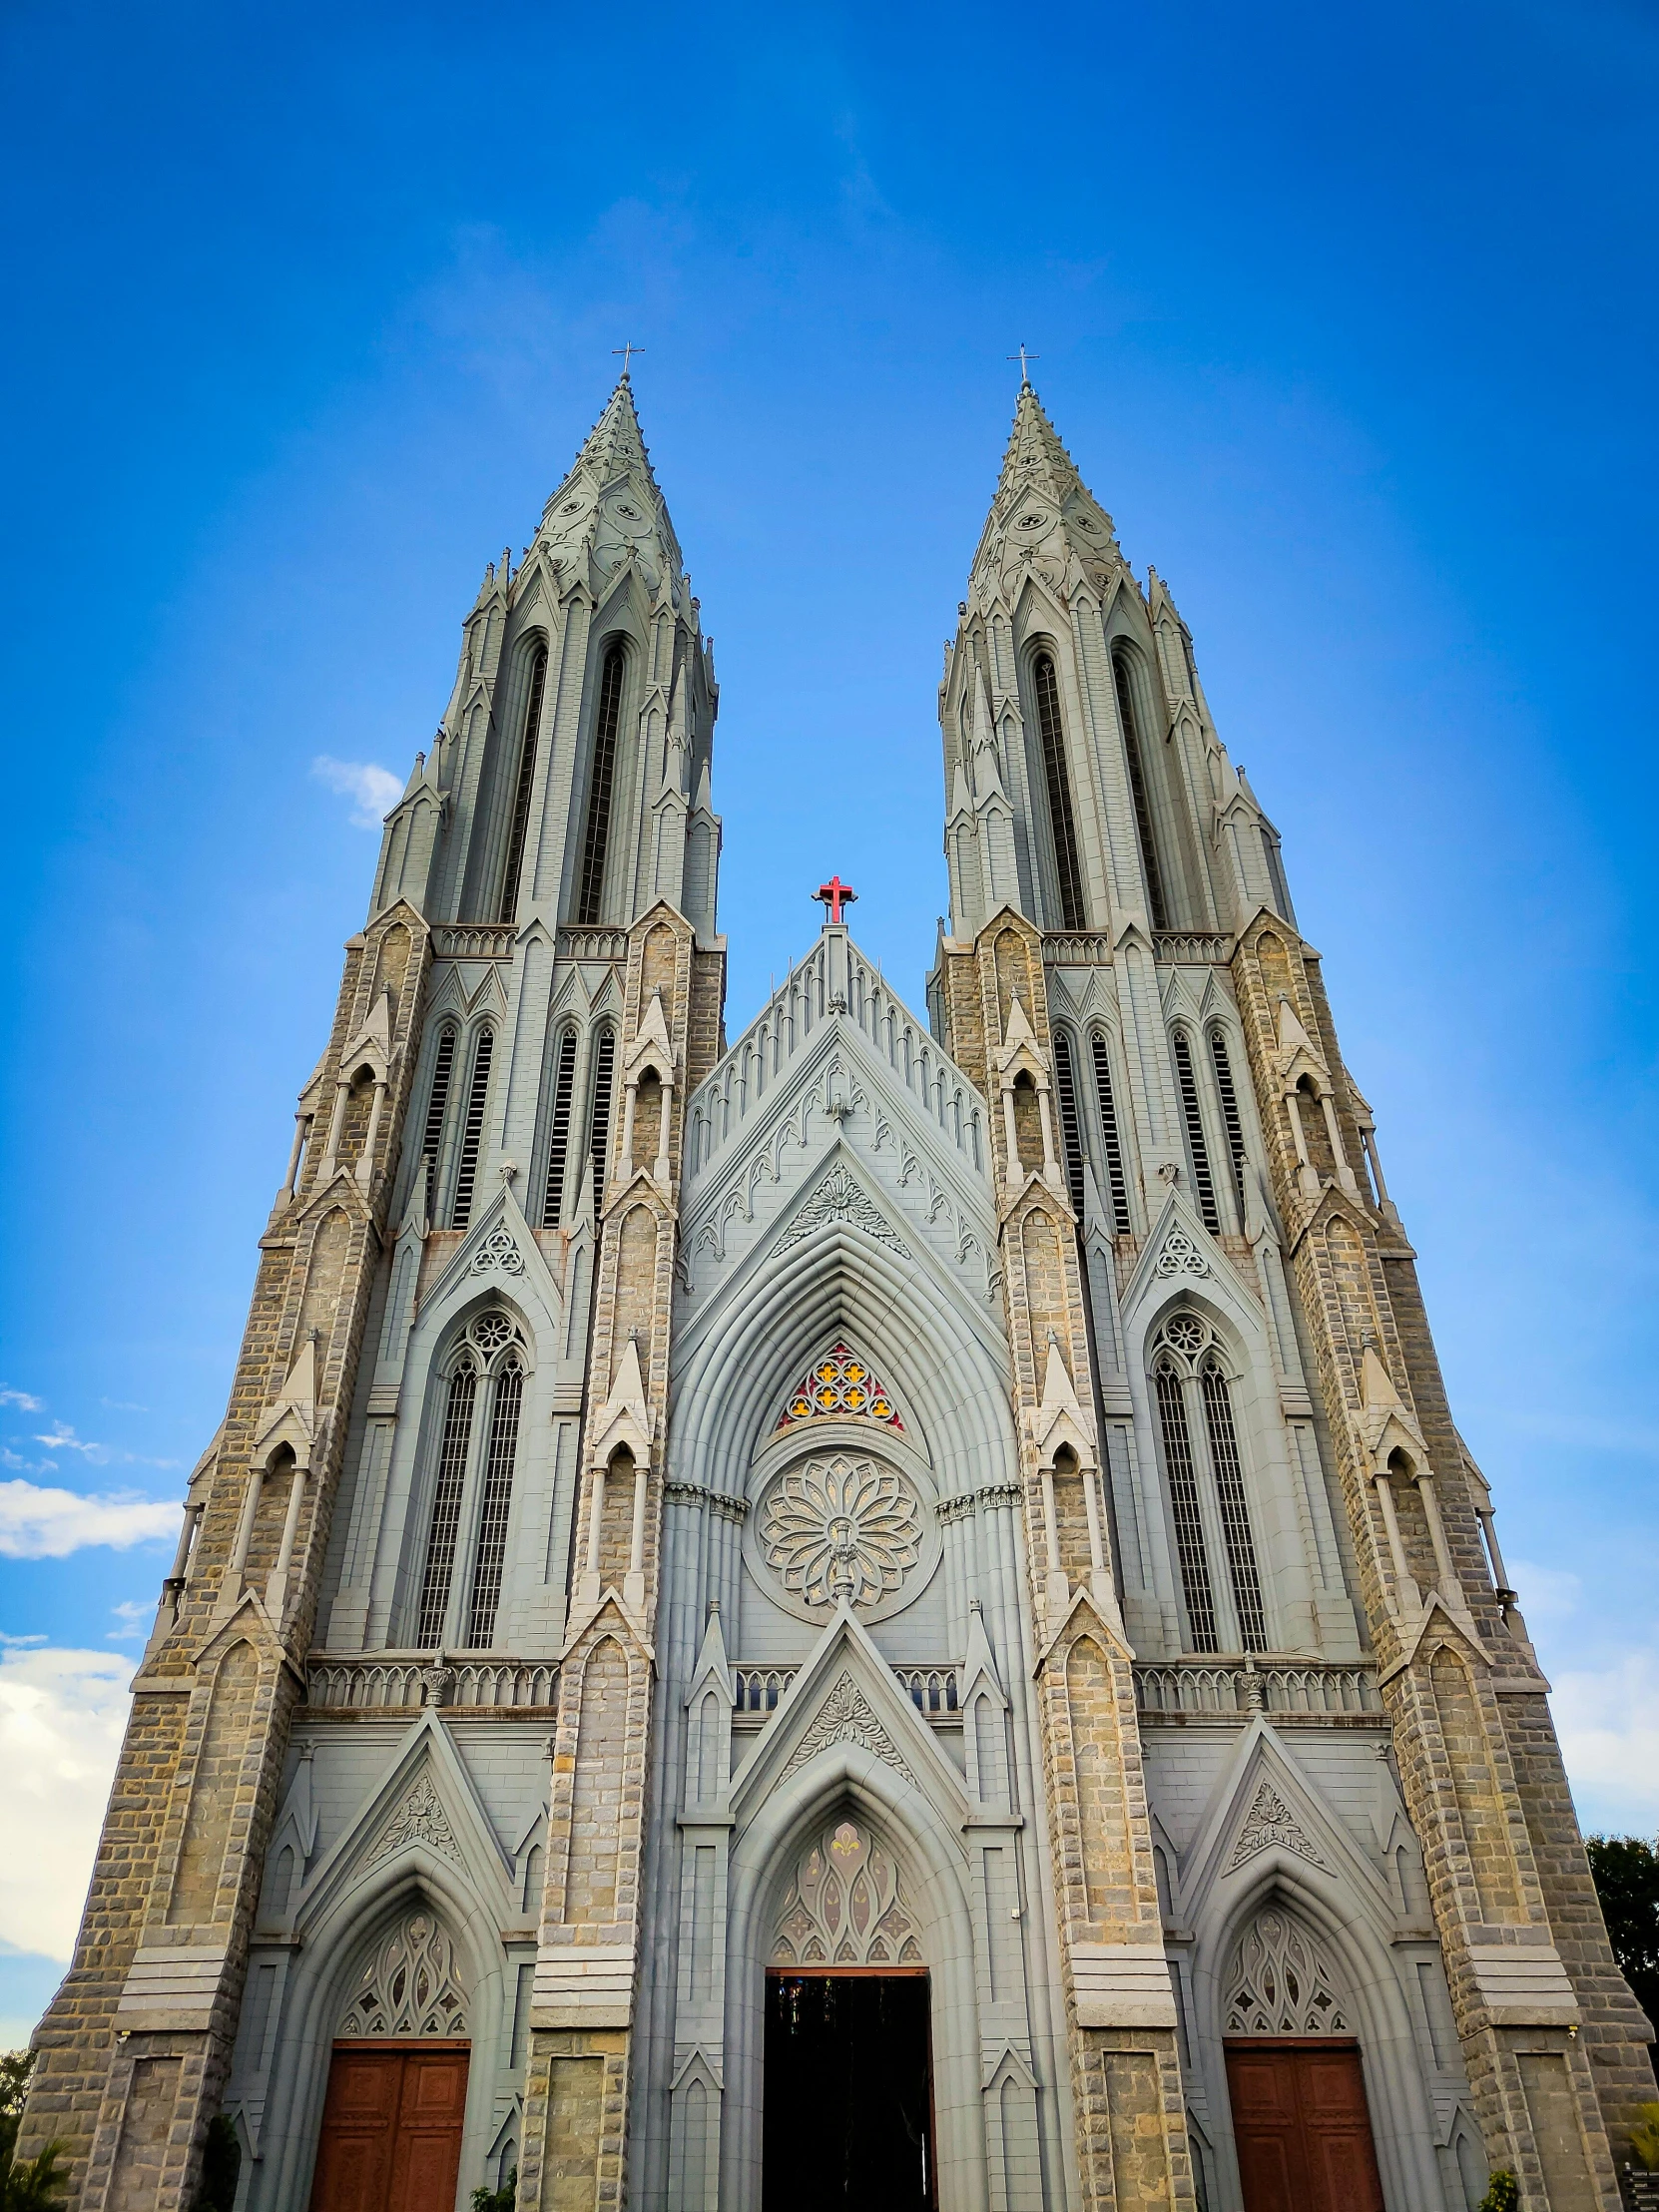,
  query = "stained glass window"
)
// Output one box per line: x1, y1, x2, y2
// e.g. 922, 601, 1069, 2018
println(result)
776, 1343, 902, 1431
